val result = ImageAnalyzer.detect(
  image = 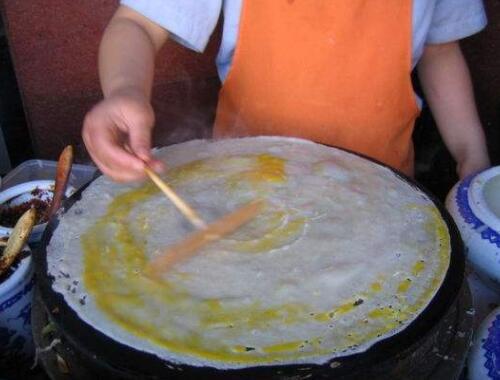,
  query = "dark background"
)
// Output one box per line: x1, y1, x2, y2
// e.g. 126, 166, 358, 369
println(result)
0, 0, 499, 201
